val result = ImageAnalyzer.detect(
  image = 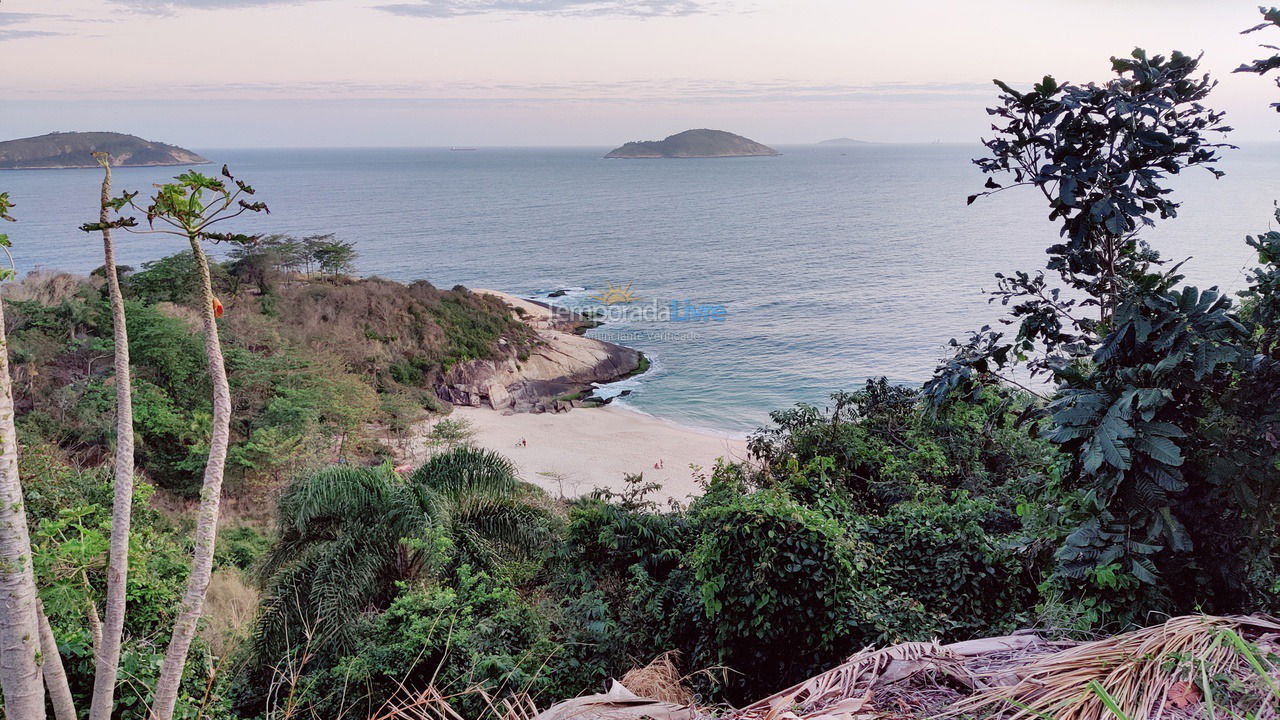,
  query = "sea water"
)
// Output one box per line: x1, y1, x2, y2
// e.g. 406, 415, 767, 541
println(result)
5, 143, 1277, 433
